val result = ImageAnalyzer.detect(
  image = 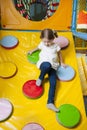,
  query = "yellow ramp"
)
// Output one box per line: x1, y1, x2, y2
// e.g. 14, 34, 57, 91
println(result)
77, 57, 87, 96
0, 31, 87, 130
